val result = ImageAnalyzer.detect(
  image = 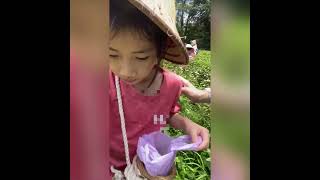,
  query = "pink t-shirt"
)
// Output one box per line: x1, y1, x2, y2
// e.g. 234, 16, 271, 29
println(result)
109, 68, 183, 171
